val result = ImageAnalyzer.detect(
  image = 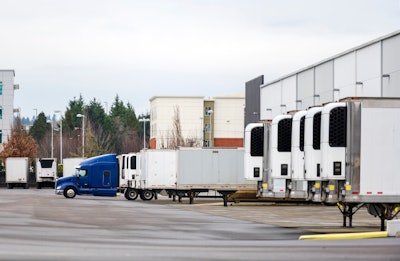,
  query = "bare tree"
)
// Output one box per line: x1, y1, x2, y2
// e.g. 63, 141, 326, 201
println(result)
168, 106, 185, 149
